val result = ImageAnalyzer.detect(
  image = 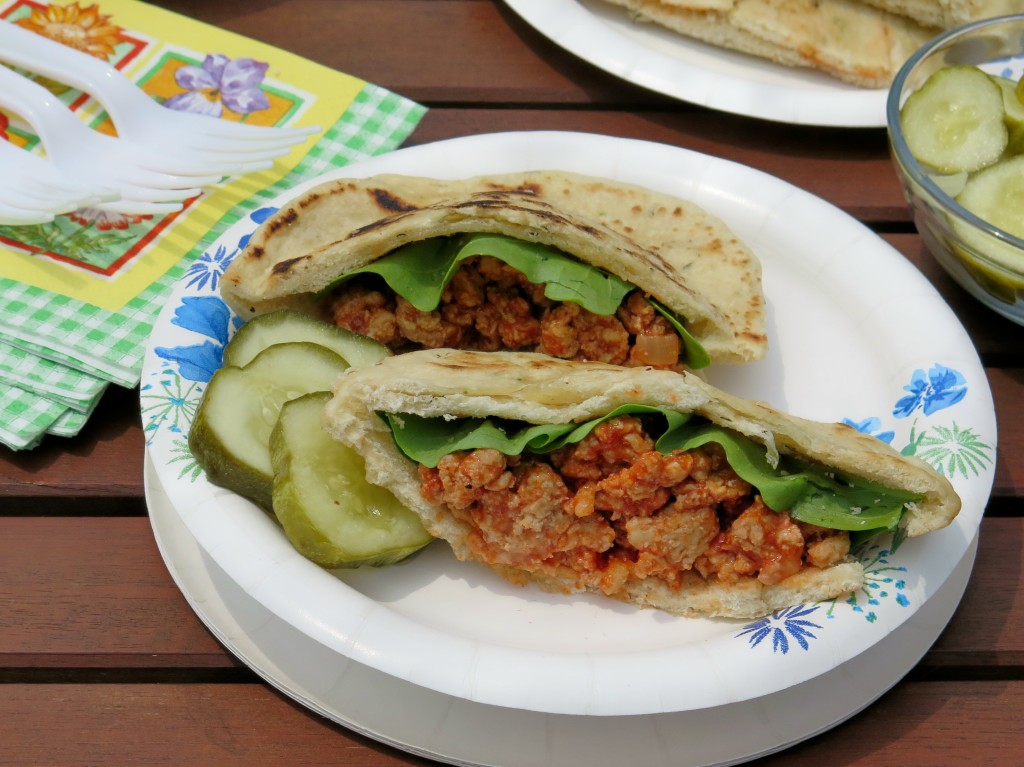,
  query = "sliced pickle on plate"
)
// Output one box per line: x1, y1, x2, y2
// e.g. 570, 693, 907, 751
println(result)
270, 392, 432, 568
223, 309, 391, 369
188, 342, 350, 511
